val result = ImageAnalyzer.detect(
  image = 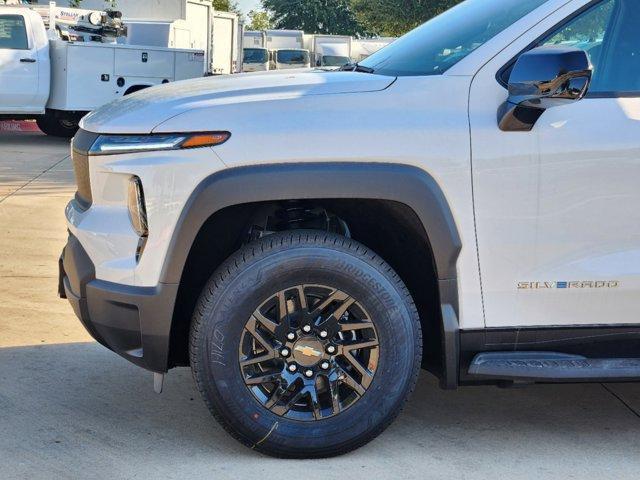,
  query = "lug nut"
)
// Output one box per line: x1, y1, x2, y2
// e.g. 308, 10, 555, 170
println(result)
321, 361, 330, 370
319, 330, 328, 338
288, 363, 298, 372
326, 345, 336, 354
302, 325, 312, 333
286, 332, 296, 341
304, 369, 314, 378
280, 348, 290, 357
